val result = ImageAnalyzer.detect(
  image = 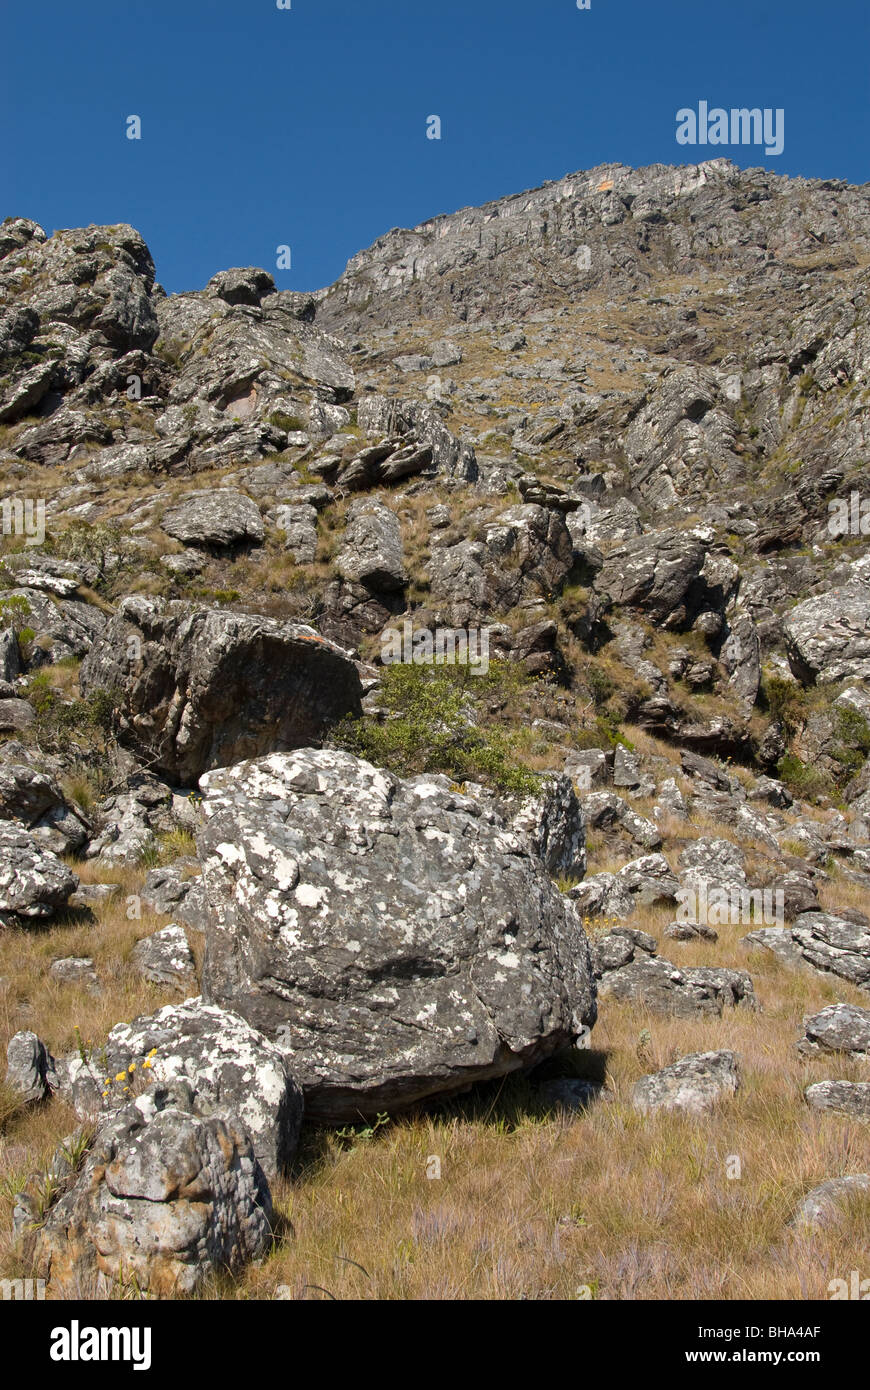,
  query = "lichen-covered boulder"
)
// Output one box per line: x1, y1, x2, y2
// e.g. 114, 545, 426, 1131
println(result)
0, 822, 78, 925
63, 999, 301, 1180
197, 750, 597, 1121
